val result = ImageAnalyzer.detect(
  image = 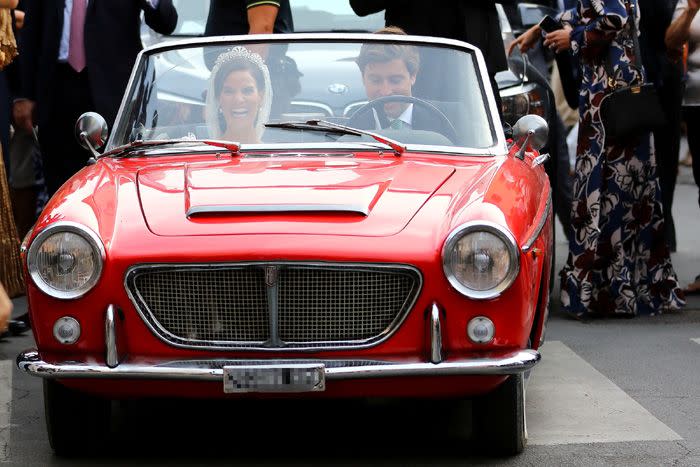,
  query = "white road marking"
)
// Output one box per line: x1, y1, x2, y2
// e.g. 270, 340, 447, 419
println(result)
0, 360, 12, 462
527, 341, 681, 445
691, 338, 700, 345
